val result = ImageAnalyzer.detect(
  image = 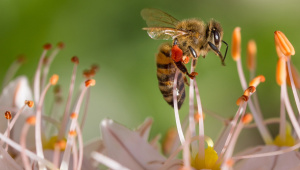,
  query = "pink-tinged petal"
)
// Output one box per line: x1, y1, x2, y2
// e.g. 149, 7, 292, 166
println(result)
0, 146, 22, 170
136, 117, 153, 141
100, 119, 166, 170
235, 145, 300, 170
0, 76, 33, 109
15, 149, 97, 170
